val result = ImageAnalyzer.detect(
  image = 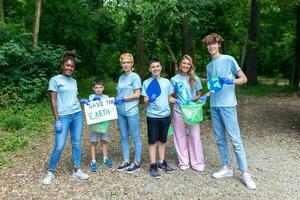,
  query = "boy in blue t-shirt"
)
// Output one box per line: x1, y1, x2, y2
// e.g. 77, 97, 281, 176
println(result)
82, 79, 113, 172
200, 33, 256, 190
141, 58, 177, 178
